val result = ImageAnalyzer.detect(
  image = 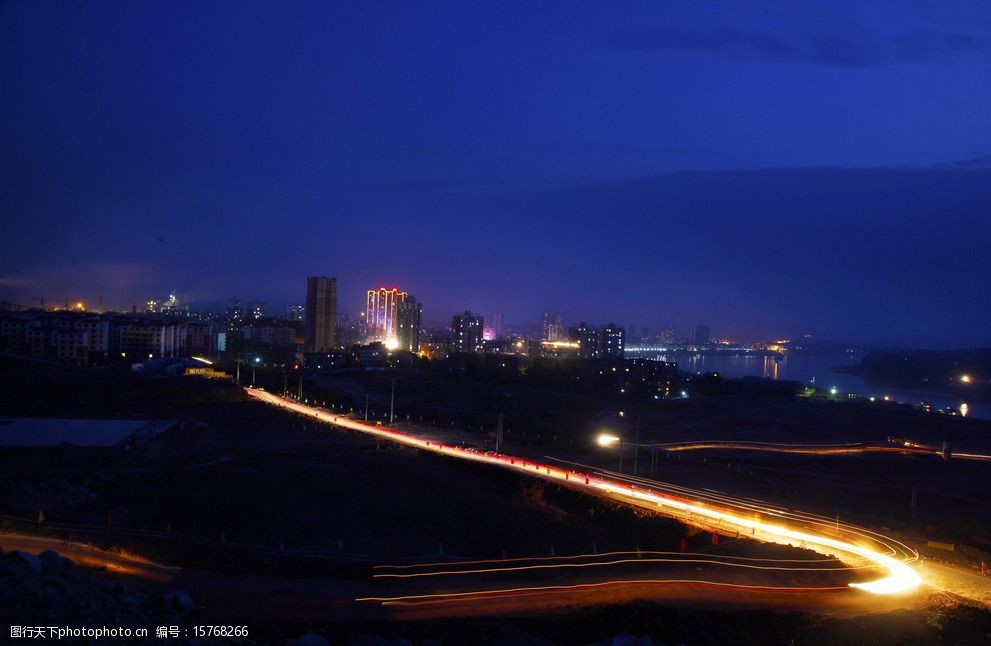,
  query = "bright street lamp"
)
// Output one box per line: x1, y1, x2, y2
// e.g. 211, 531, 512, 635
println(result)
597, 433, 621, 448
